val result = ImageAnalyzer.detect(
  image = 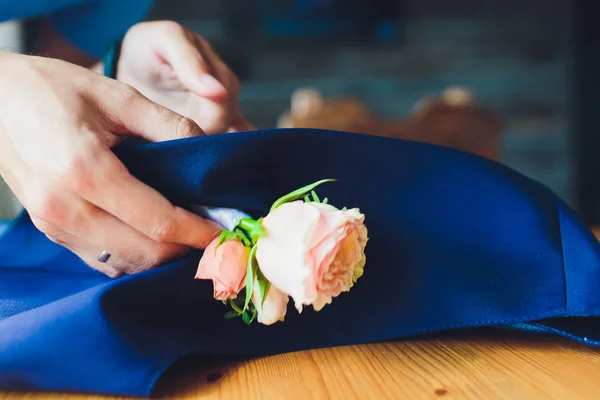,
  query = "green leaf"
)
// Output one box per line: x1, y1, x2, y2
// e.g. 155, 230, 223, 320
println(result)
255, 269, 272, 307
304, 195, 310, 202
216, 230, 238, 249
243, 244, 259, 312
230, 298, 243, 315
341, 206, 347, 211
241, 311, 251, 325
270, 179, 335, 211
322, 197, 328, 204
224, 311, 239, 320
261, 281, 271, 306
249, 307, 258, 324
238, 218, 267, 244
234, 228, 251, 247
311, 190, 320, 203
